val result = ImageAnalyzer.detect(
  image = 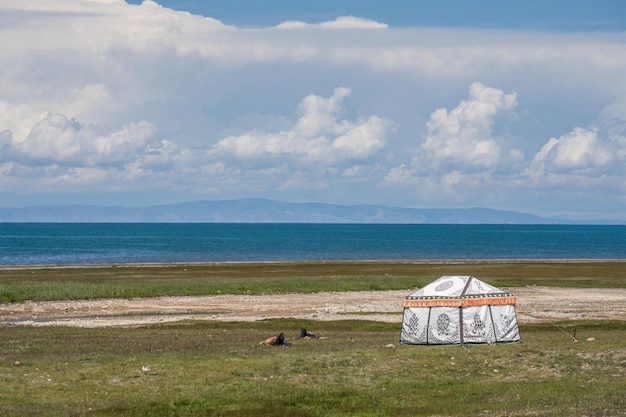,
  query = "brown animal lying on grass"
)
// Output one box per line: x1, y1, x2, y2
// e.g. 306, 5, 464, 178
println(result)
260, 328, 319, 345
260, 332, 291, 345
